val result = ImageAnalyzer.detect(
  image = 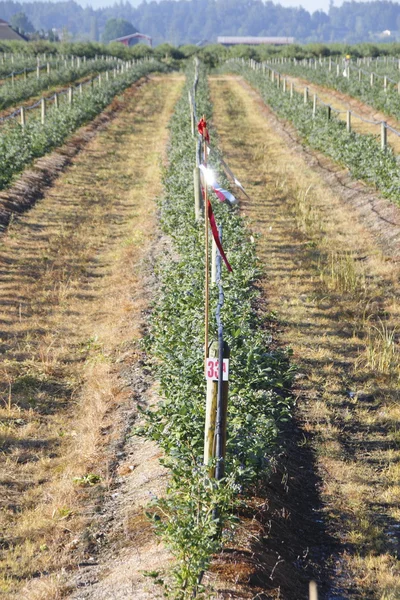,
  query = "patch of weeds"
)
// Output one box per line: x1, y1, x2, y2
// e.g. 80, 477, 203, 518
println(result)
73, 473, 101, 487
